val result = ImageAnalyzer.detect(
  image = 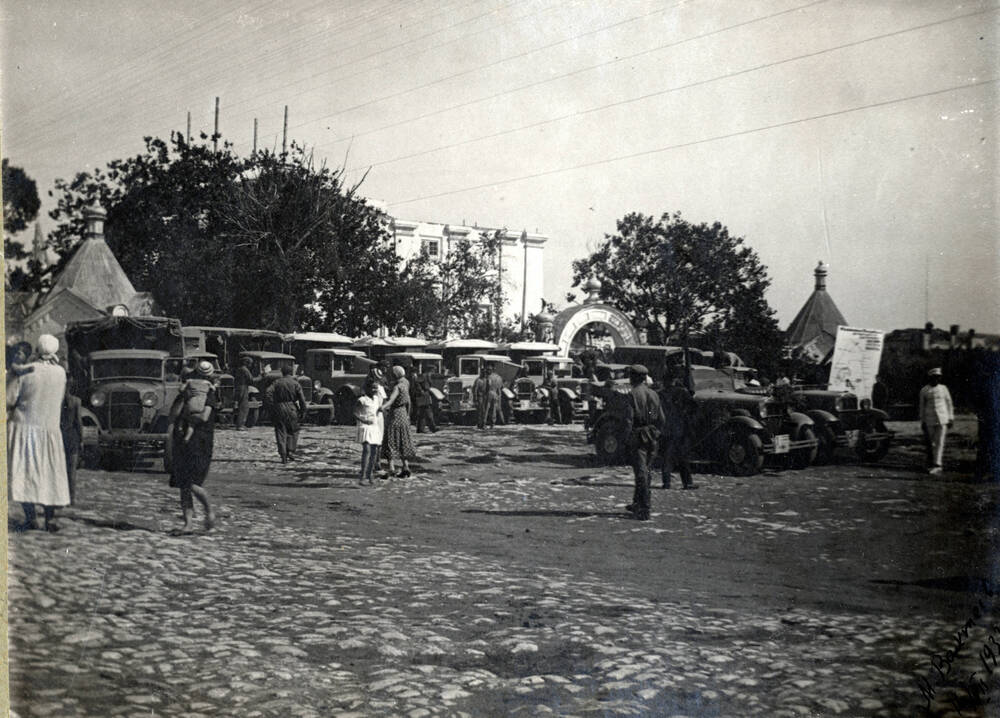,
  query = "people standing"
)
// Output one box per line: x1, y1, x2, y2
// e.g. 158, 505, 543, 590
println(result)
919, 367, 954, 475
364, 367, 389, 478
473, 368, 490, 430
660, 379, 697, 490
871, 374, 889, 412
380, 365, 416, 477
623, 364, 664, 521
60, 377, 84, 506
412, 366, 437, 433
234, 356, 254, 431
169, 377, 219, 532
486, 363, 505, 427
7, 335, 70, 532
543, 370, 562, 425
354, 381, 384, 485
265, 365, 307, 464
